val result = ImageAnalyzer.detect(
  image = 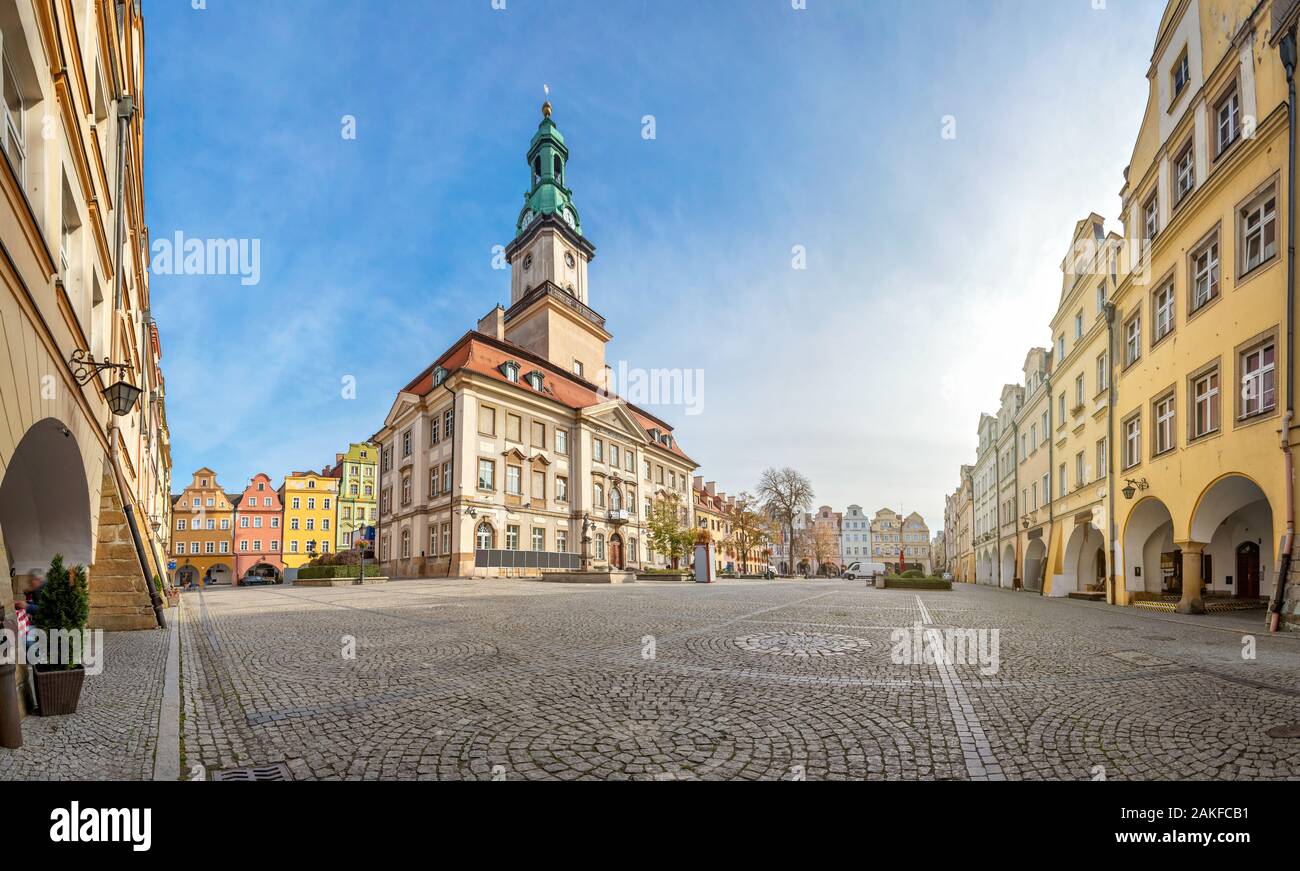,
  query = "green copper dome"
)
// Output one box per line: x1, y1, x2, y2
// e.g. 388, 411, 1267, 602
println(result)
516, 102, 582, 237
